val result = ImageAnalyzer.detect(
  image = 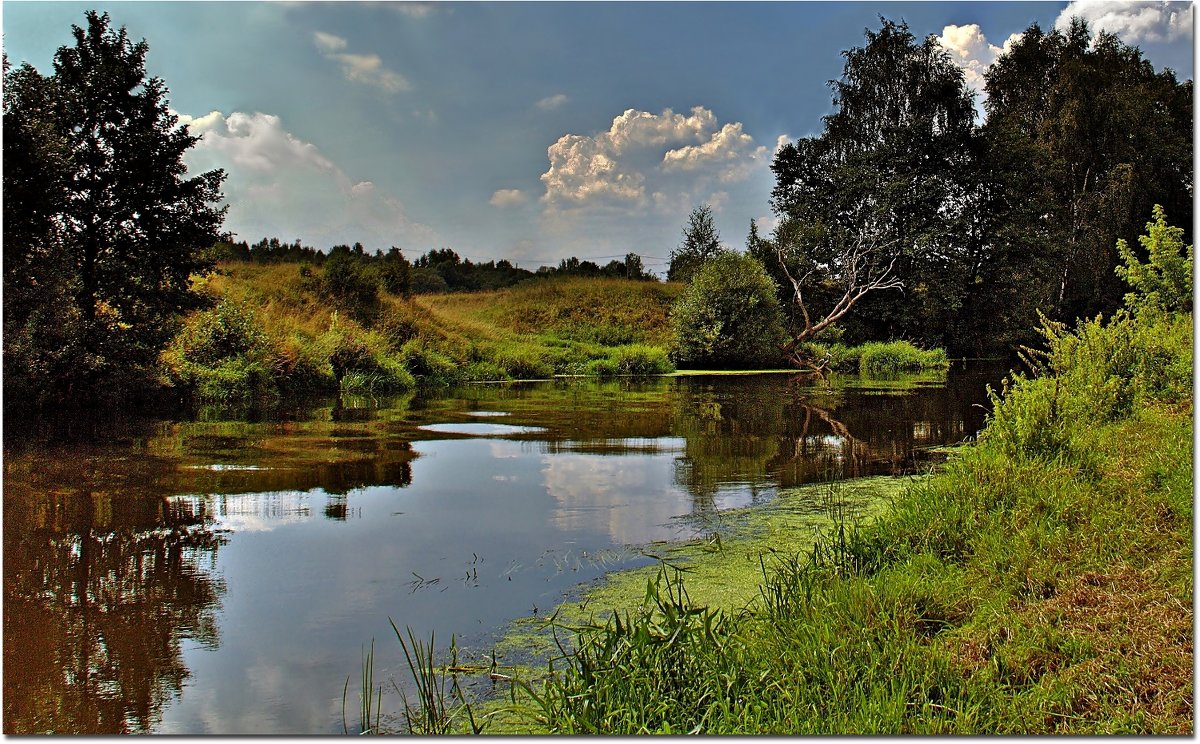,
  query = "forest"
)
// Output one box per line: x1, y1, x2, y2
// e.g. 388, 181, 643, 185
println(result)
3, 13, 1192, 411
